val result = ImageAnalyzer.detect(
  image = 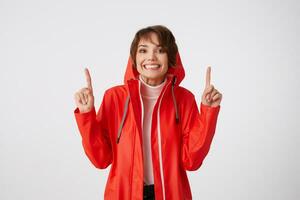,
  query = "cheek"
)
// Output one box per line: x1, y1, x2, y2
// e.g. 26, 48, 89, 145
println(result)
135, 57, 143, 72
136, 56, 143, 66
162, 55, 168, 66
